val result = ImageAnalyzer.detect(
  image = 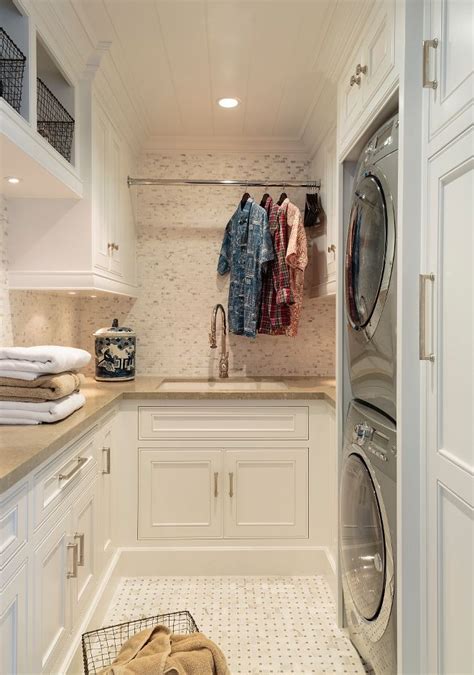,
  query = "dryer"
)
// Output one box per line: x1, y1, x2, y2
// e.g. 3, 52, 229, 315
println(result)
340, 400, 396, 674
345, 114, 398, 421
